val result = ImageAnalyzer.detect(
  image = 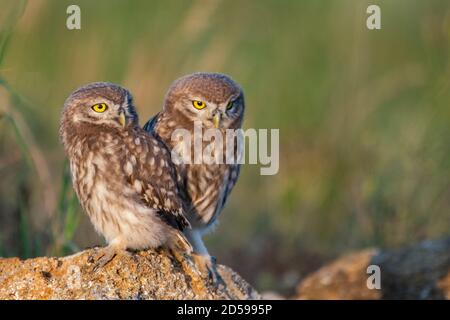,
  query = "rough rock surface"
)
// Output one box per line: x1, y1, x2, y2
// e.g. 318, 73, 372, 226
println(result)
296, 238, 450, 299
0, 247, 260, 300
